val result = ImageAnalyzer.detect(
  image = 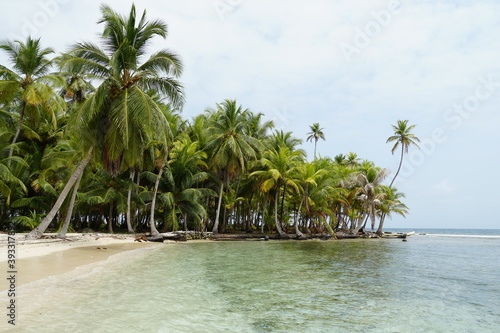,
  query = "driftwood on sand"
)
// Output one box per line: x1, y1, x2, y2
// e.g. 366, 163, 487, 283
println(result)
133, 230, 415, 242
